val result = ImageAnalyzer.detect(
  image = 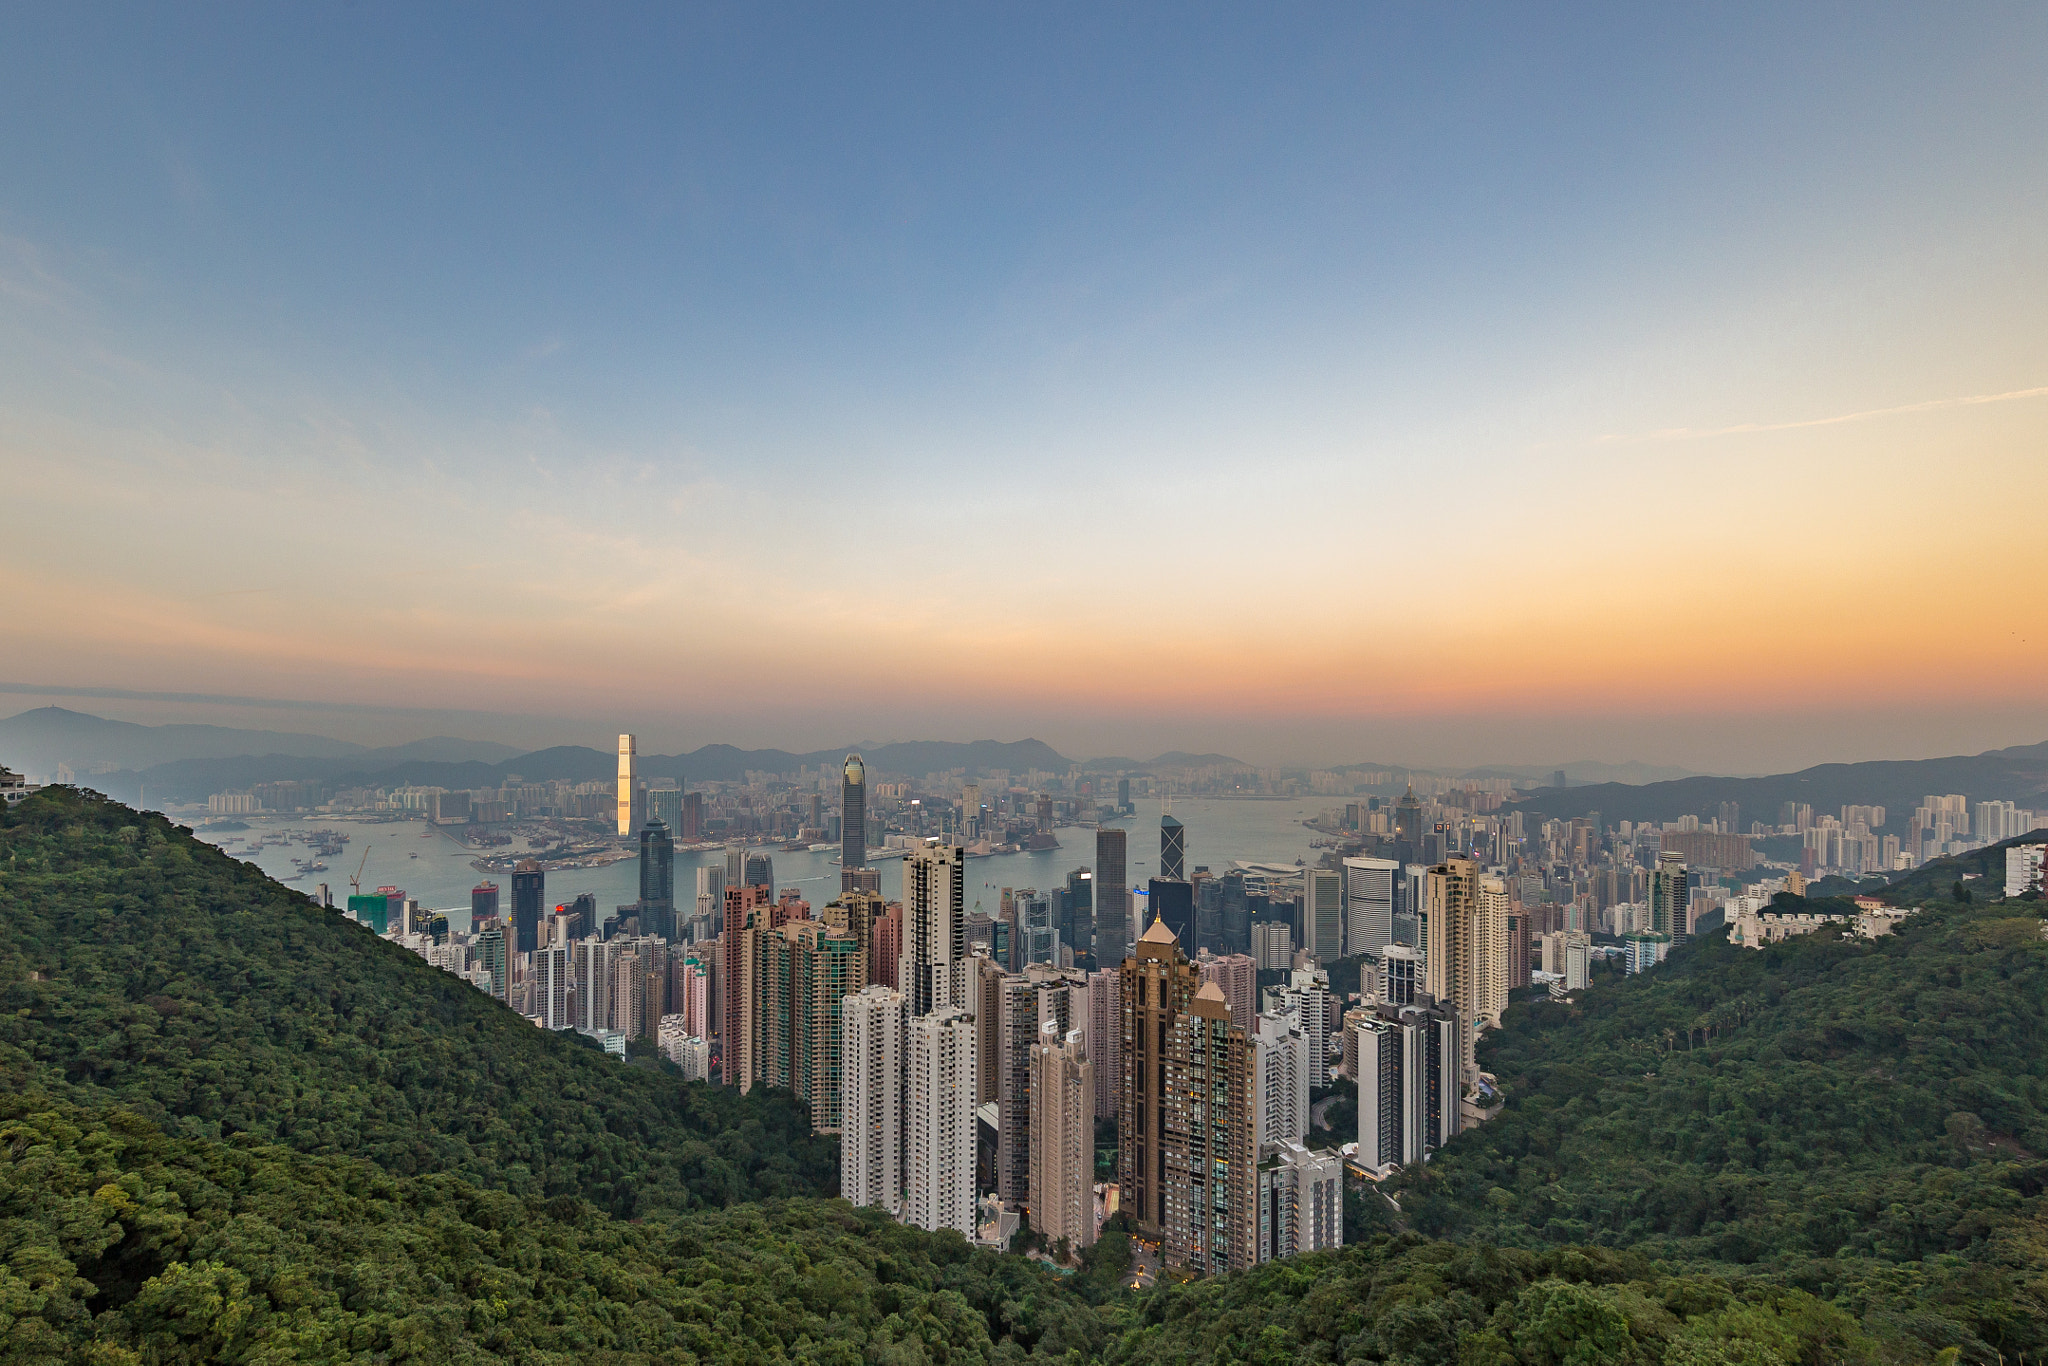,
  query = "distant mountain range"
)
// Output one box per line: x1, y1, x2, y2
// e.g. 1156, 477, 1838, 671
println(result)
1462, 760, 1709, 786
25, 705, 2013, 821
0, 707, 524, 775
0, 710, 1110, 805
1511, 740, 2048, 828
